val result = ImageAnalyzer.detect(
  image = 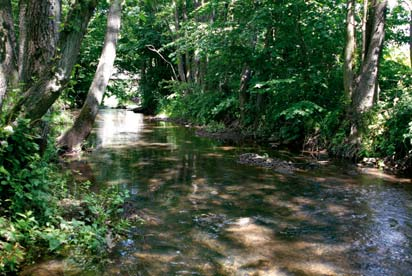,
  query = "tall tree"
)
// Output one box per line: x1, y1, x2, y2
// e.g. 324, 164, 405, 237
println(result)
345, 0, 388, 151
361, 0, 369, 63
409, 6, 412, 68
0, 0, 17, 110
173, 0, 187, 83
18, 0, 61, 89
239, 65, 252, 124
351, 0, 388, 114
344, 0, 356, 99
8, 0, 99, 122
58, 0, 122, 151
